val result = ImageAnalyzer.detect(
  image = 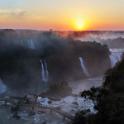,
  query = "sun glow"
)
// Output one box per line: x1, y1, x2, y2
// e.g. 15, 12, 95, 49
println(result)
74, 18, 86, 31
